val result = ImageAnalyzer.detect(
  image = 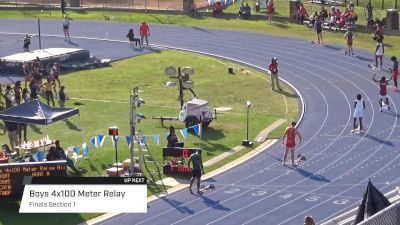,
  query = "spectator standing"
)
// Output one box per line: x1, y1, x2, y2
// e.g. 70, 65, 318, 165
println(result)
188, 150, 204, 194
390, 56, 398, 91
63, 16, 70, 41
375, 39, 384, 69
22, 88, 30, 103
282, 121, 302, 167
314, 16, 323, 44
351, 94, 365, 134
139, 22, 150, 47
47, 140, 82, 173
61, 0, 67, 16
4, 85, 15, 109
13, 81, 22, 105
29, 80, 38, 99
5, 121, 19, 150
41, 78, 56, 107
238, 3, 246, 18
299, 3, 309, 23
23, 34, 30, 52
269, 57, 281, 91
344, 27, 355, 55
267, 0, 274, 24
50, 63, 61, 88
59, 86, 66, 108
22, 62, 31, 88
366, 3, 374, 31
